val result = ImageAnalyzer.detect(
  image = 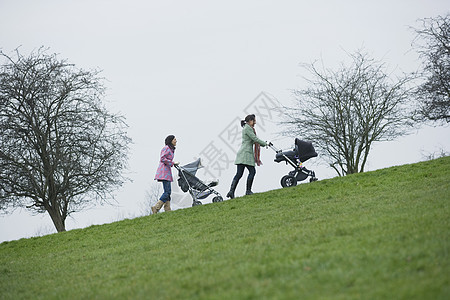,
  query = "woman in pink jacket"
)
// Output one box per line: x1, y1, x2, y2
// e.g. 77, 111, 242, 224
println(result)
152, 135, 179, 214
